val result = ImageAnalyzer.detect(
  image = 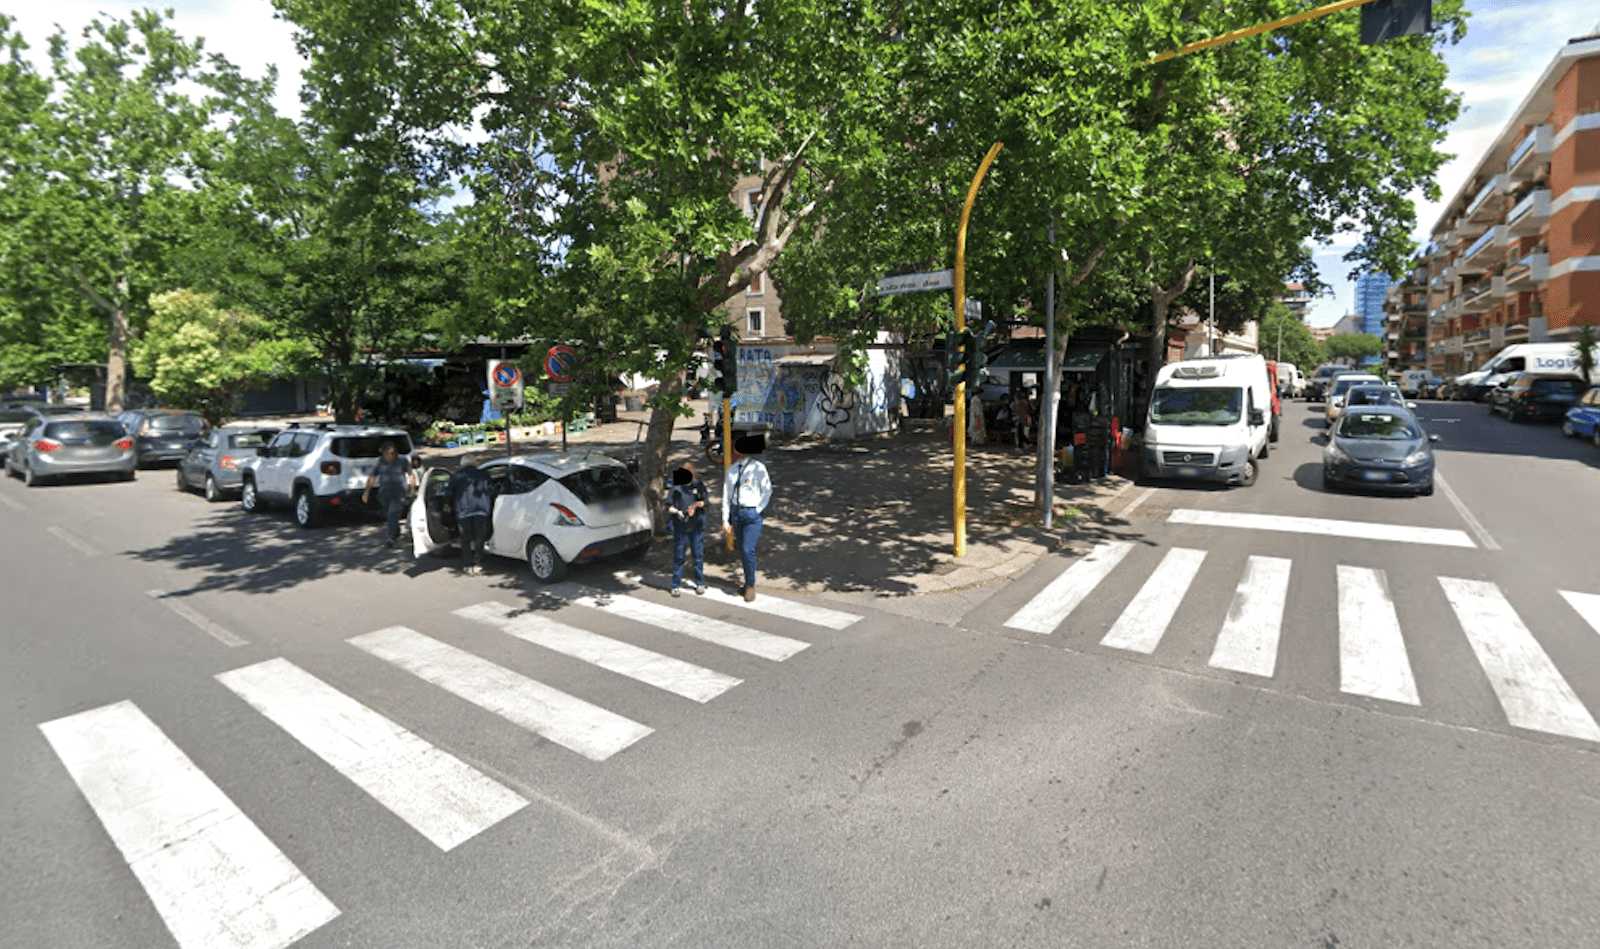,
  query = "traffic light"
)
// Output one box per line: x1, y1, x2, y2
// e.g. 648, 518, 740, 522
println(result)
1360, 0, 1431, 44
712, 329, 737, 397
944, 330, 968, 388
965, 320, 994, 381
